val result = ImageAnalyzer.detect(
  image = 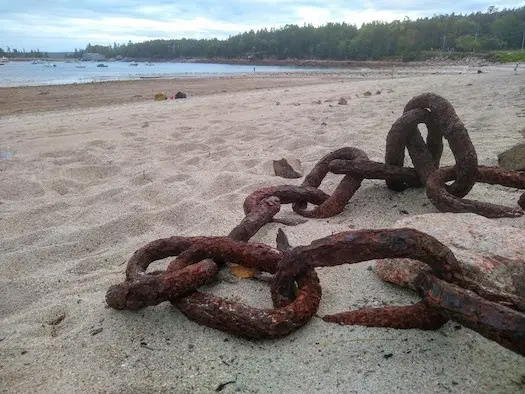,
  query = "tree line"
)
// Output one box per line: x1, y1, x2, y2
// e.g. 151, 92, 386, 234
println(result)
76, 6, 524, 61
3, 6, 524, 62
0, 47, 48, 58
